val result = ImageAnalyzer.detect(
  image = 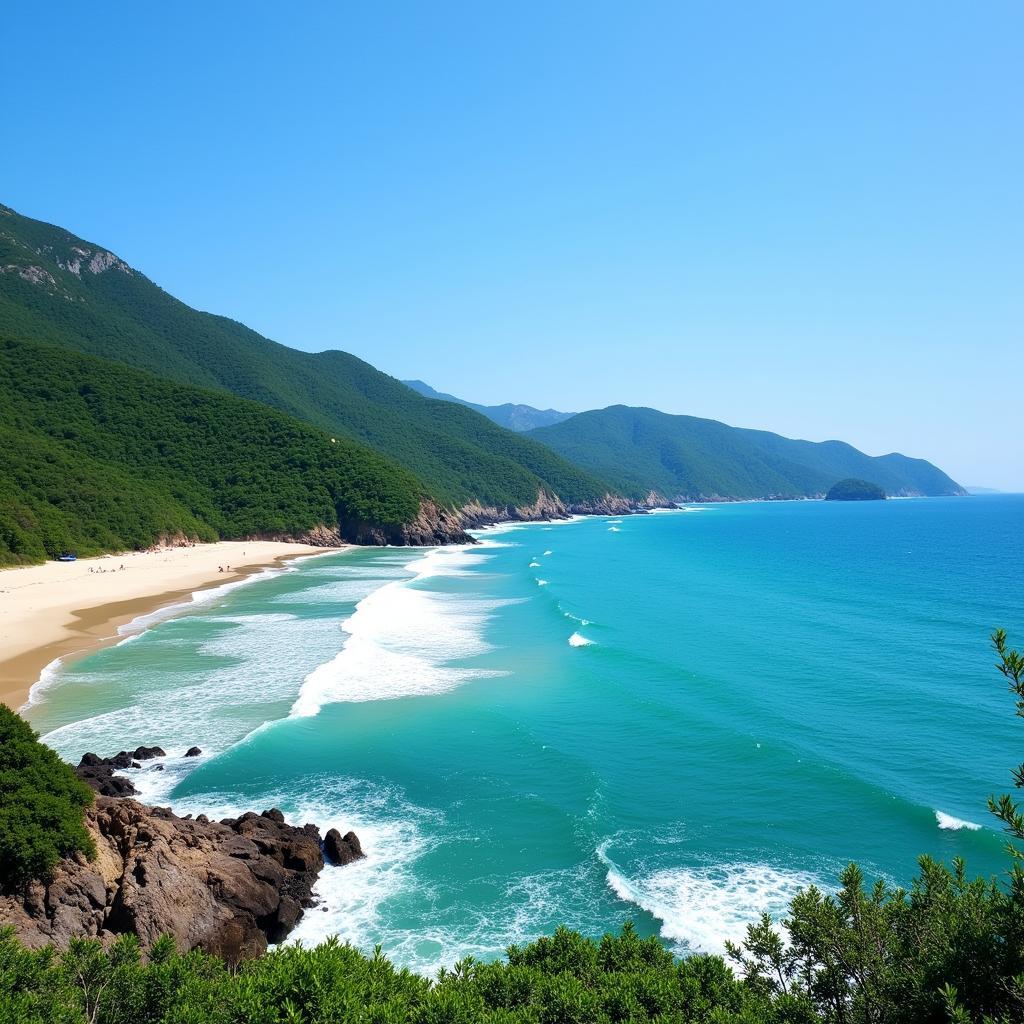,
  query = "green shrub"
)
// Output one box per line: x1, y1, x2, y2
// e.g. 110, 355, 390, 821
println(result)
0, 708, 94, 889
